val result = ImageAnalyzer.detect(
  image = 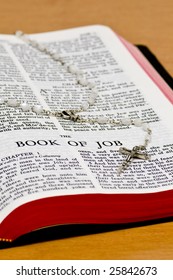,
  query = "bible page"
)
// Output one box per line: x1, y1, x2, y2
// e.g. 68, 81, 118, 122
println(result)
0, 25, 173, 222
